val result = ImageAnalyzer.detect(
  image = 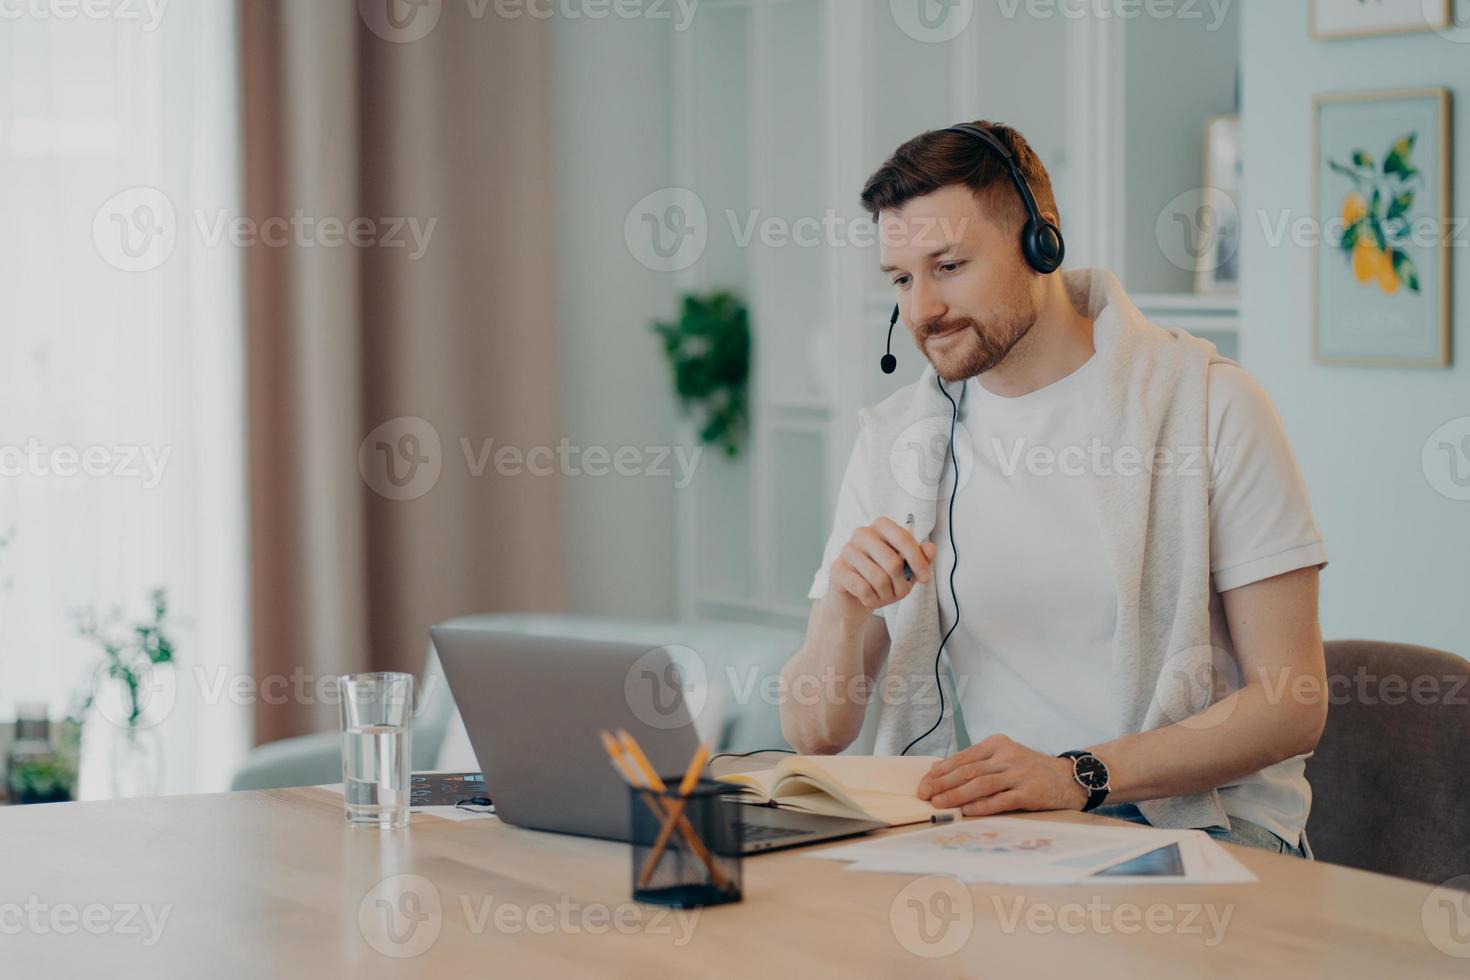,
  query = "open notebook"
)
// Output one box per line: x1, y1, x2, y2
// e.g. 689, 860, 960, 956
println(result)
716, 755, 961, 827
